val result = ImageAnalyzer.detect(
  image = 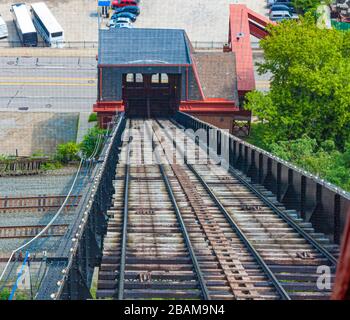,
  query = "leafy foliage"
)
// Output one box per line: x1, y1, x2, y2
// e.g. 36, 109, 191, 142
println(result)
54, 142, 80, 164
0, 288, 10, 300
41, 161, 63, 171
88, 113, 98, 123
292, 0, 332, 13
80, 127, 107, 158
247, 124, 350, 191
271, 136, 350, 191
245, 16, 350, 150
244, 17, 350, 191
